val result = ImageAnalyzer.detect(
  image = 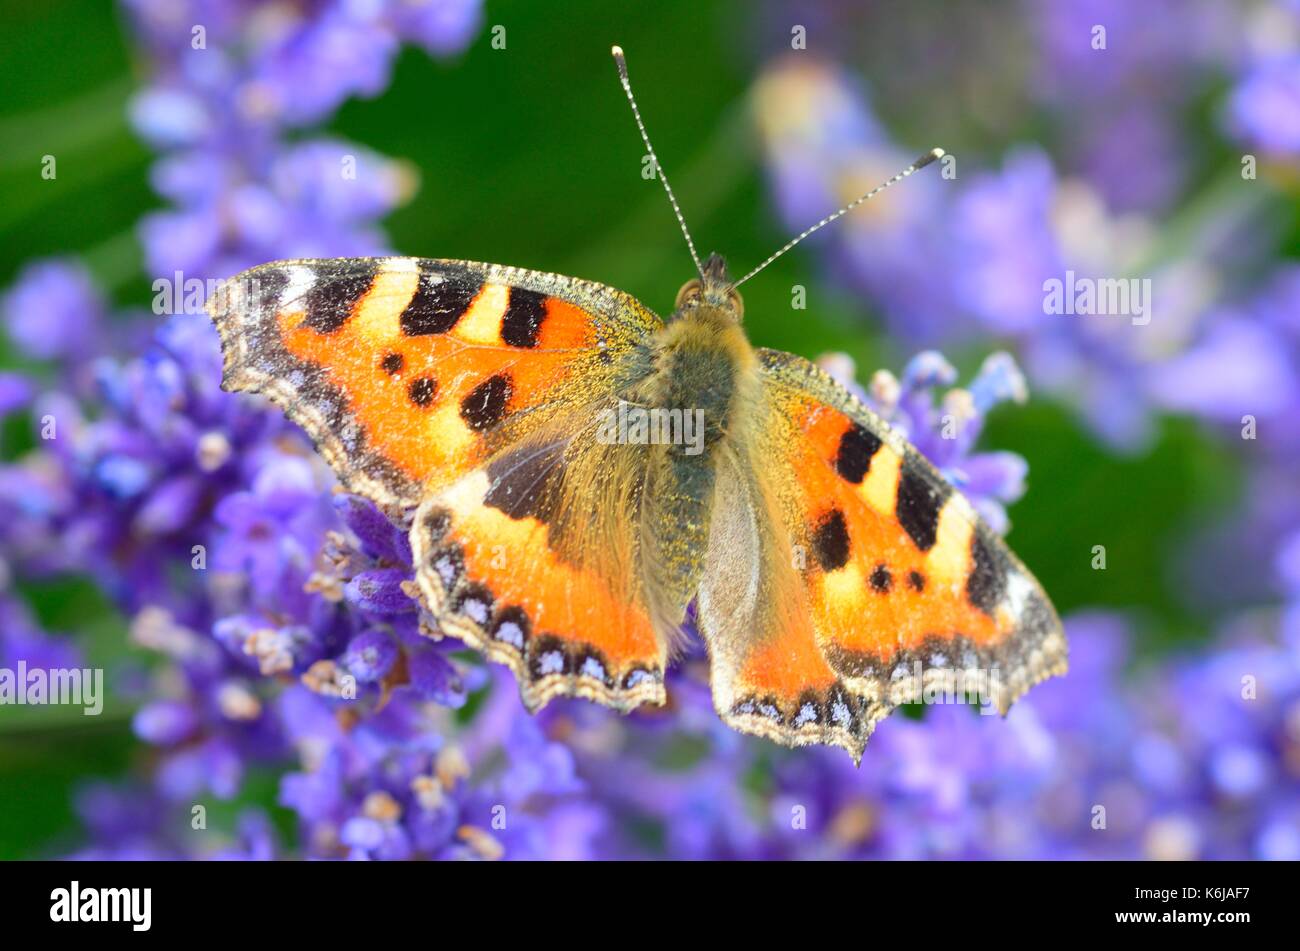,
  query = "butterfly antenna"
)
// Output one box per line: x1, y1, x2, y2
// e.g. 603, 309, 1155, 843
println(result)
731, 148, 946, 290
611, 45, 705, 279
